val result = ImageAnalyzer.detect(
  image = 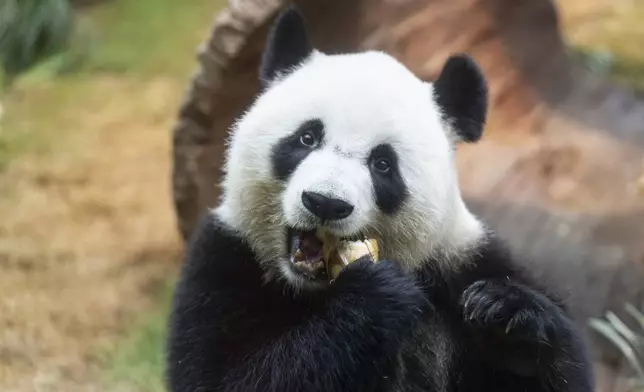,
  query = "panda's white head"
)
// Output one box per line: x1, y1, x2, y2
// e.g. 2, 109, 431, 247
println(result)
216, 5, 488, 289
